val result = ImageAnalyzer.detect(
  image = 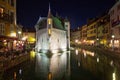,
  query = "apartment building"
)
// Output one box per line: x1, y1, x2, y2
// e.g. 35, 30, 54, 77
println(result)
109, 0, 120, 48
